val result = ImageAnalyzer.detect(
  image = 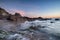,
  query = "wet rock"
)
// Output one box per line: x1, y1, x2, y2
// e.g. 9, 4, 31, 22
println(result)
55, 18, 60, 21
